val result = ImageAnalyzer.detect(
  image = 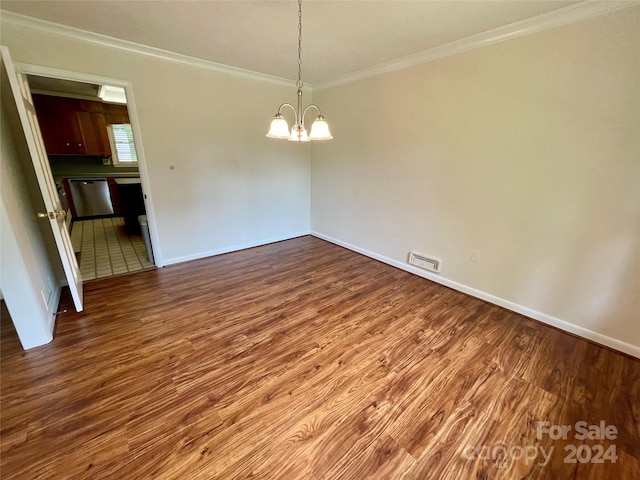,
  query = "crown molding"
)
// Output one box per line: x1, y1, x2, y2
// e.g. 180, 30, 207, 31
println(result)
314, 1, 638, 91
0, 10, 297, 88
1, 2, 635, 92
